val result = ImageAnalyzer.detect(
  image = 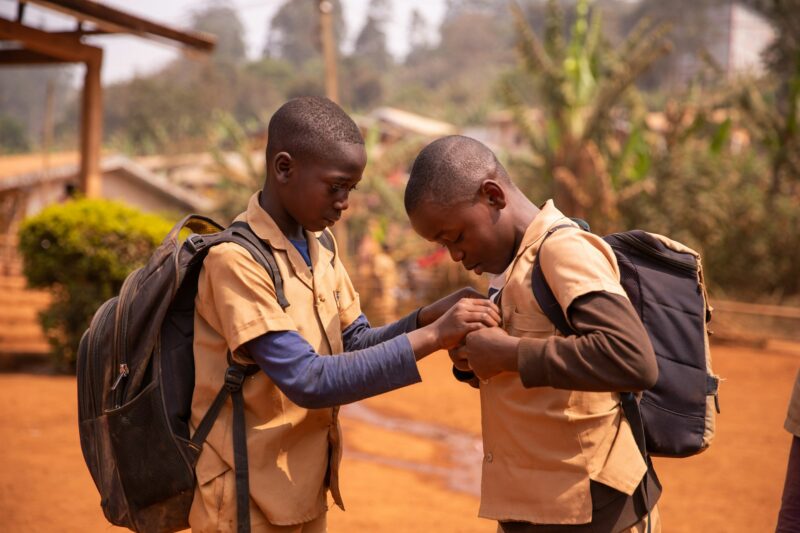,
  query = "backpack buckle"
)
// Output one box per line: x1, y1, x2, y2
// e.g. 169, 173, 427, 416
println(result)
224, 366, 246, 391
186, 234, 206, 254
